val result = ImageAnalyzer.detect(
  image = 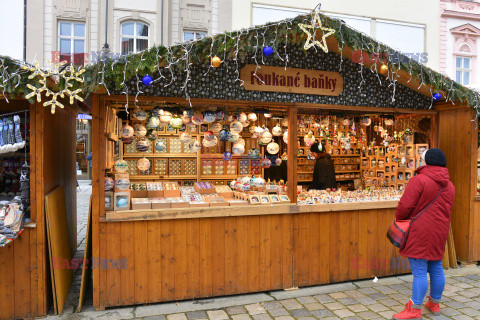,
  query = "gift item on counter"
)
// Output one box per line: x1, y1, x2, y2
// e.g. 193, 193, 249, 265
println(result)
297, 188, 402, 205
0, 200, 25, 246
114, 192, 131, 211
